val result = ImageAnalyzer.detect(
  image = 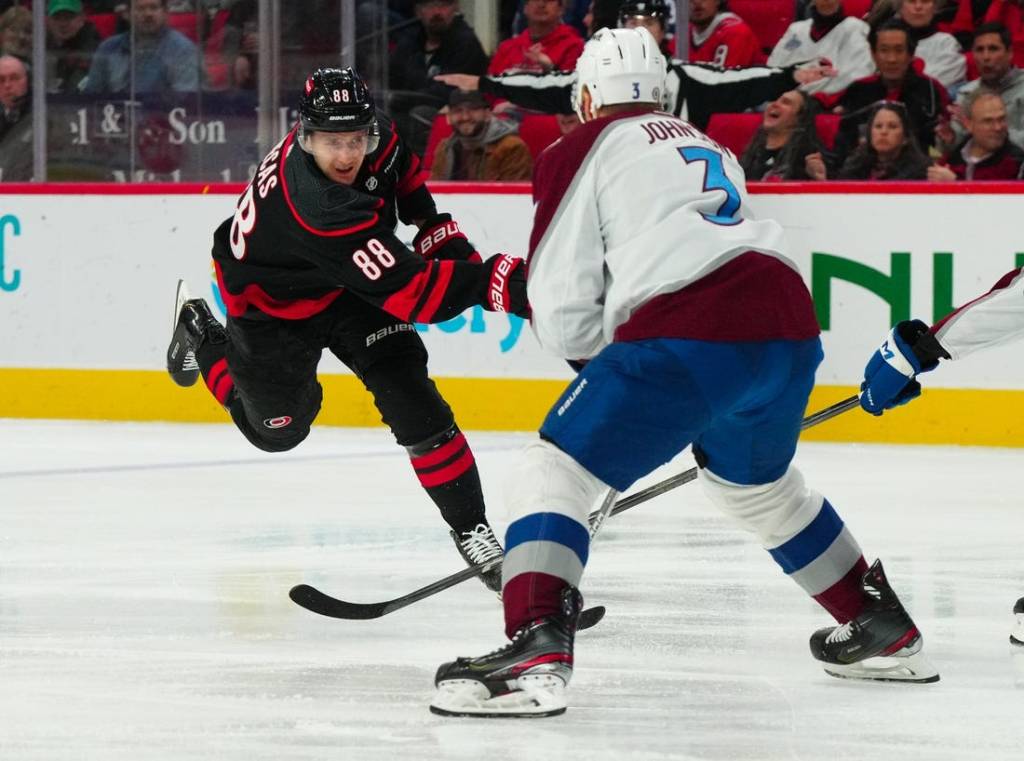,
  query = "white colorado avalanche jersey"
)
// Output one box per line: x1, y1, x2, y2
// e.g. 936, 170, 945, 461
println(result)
527, 109, 818, 361
933, 267, 1024, 360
